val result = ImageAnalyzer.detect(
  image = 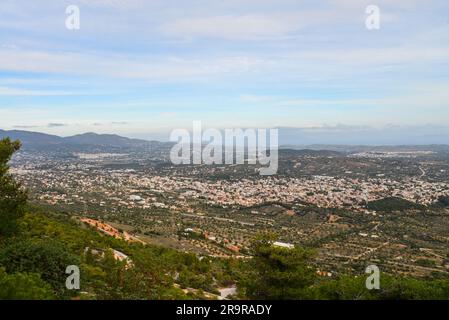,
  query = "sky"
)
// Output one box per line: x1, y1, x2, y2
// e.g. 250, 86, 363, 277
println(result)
0, 0, 449, 143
